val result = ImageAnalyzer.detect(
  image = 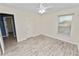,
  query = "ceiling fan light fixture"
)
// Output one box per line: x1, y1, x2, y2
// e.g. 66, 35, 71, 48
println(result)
38, 9, 45, 14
